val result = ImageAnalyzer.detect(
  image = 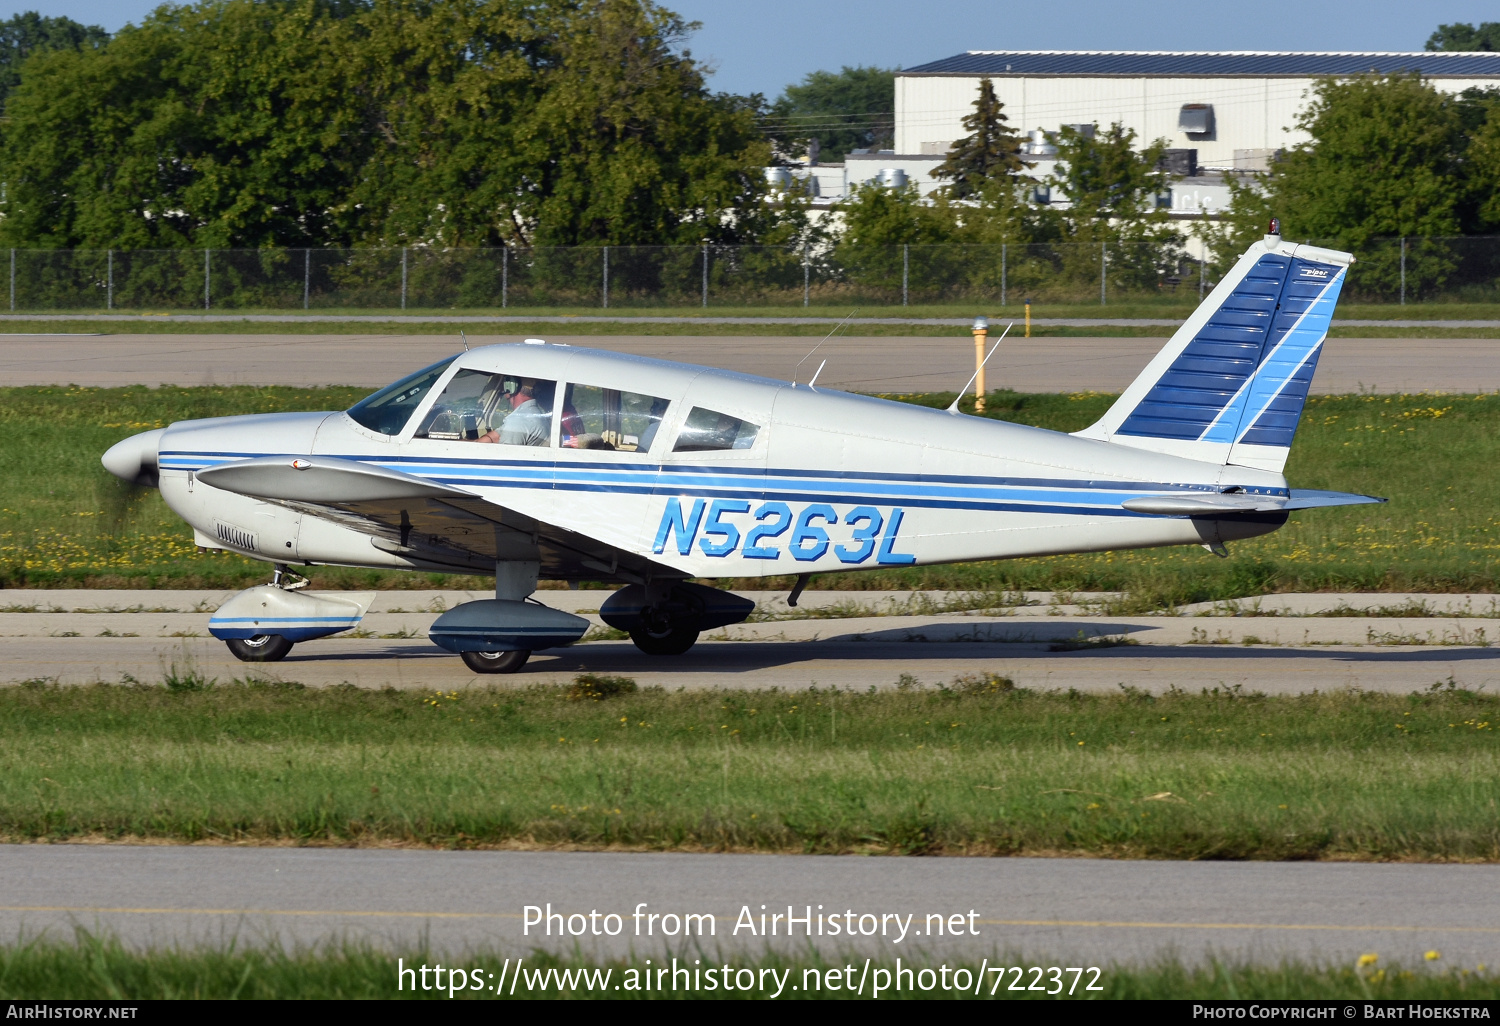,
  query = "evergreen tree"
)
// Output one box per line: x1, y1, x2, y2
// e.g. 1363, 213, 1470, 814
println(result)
932, 78, 1028, 199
